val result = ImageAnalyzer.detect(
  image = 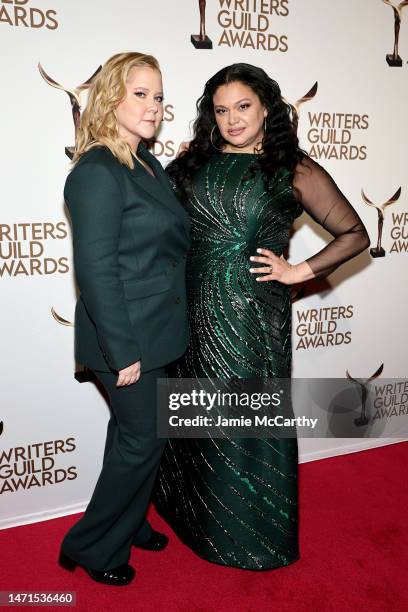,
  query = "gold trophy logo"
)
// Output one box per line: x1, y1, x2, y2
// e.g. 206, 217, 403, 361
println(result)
51, 307, 73, 327
286, 82, 318, 134
51, 308, 95, 382
362, 187, 401, 257
191, 0, 212, 49
382, 0, 408, 66
50, 308, 96, 383
38, 63, 101, 158
346, 364, 384, 426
